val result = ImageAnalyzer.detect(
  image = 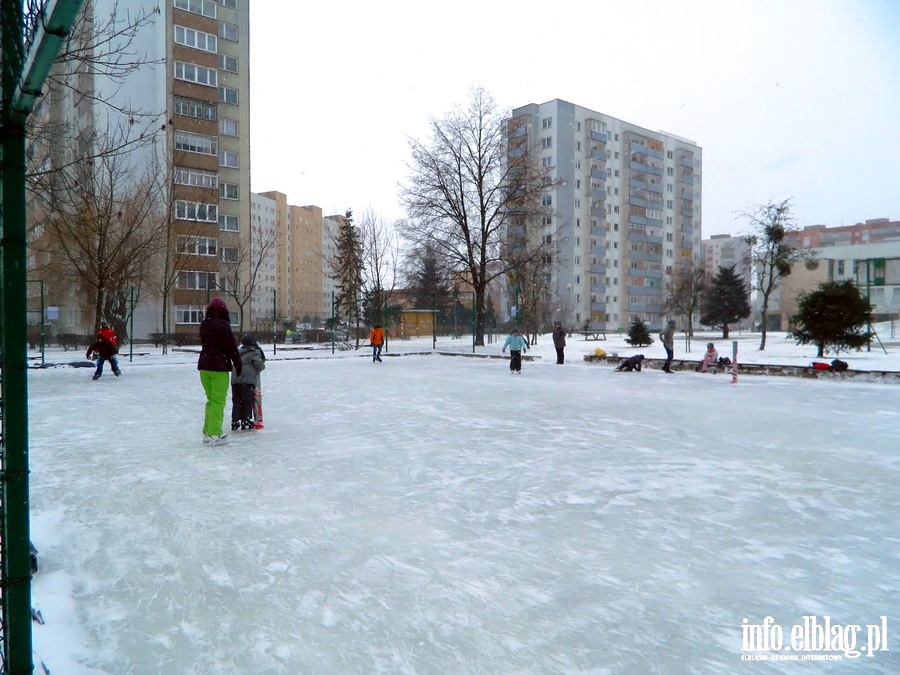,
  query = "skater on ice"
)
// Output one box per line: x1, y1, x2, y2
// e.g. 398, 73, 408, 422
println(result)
231, 335, 266, 431
86, 321, 121, 380
552, 320, 566, 365
660, 319, 676, 373
197, 297, 242, 445
501, 327, 528, 373
369, 323, 385, 362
